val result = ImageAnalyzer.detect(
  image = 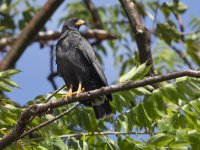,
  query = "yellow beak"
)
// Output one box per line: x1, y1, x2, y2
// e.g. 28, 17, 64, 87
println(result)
75, 19, 85, 26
